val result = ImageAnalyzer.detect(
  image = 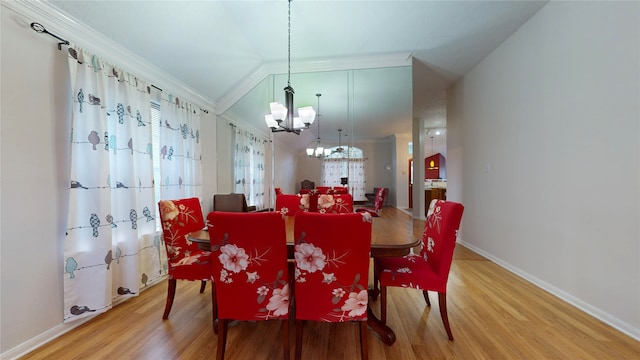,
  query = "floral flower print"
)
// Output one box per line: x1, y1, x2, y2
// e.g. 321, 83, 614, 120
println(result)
332, 288, 346, 299
341, 290, 368, 317
158, 200, 179, 222
257, 286, 269, 297
322, 272, 336, 284
218, 244, 249, 273
360, 212, 372, 223
426, 237, 435, 252
317, 194, 335, 212
397, 267, 411, 274
220, 269, 232, 284
266, 284, 290, 316
294, 243, 326, 273
247, 271, 260, 283
299, 195, 309, 210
